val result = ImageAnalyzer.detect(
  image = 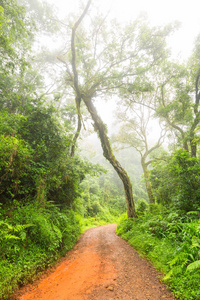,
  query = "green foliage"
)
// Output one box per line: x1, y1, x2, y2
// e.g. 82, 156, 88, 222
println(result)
0, 202, 81, 299
136, 199, 149, 216
151, 149, 200, 211
0, 219, 33, 261
79, 173, 127, 220
19, 104, 71, 164
0, 134, 34, 204
0, 0, 33, 54
0, 0, 41, 114
187, 260, 200, 272
0, 103, 102, 209
169, 150, 200, 211
117, 207, 200, 299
